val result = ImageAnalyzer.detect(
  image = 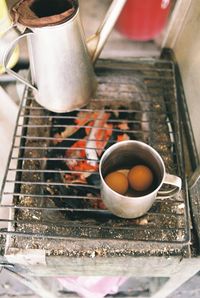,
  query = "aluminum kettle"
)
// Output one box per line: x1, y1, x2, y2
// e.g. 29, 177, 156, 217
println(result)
0, 0, 126, 113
